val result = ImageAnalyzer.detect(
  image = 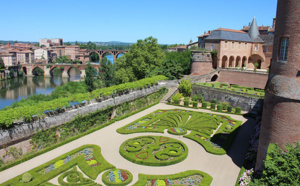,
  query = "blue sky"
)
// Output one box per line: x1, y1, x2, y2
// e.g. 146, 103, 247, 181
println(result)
1, 0, 277, 44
